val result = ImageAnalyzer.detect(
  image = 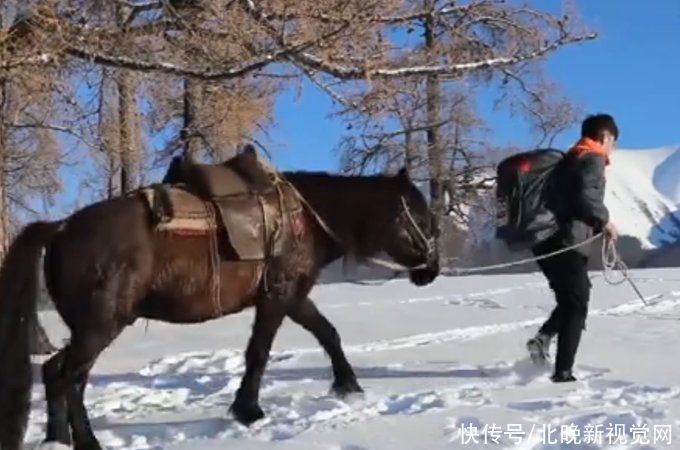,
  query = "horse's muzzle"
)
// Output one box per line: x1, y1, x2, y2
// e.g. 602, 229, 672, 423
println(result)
408, 260, 439, 286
